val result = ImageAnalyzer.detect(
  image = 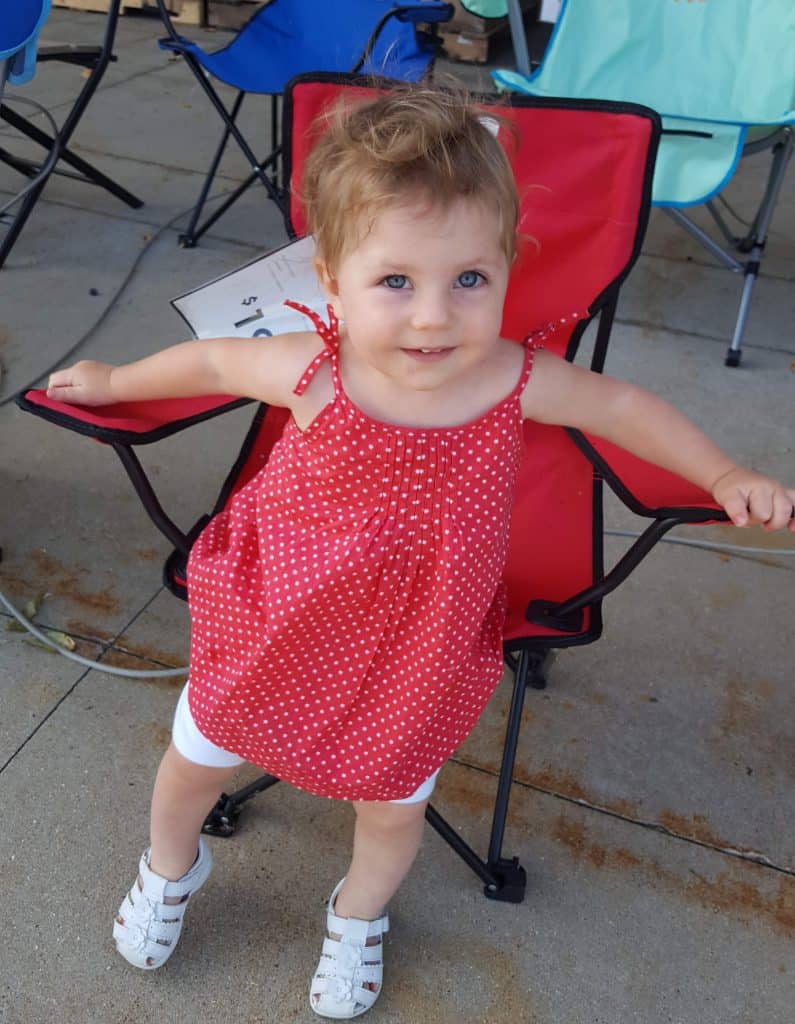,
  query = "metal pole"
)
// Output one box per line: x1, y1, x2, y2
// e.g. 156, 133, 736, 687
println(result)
506, 0, 532, 76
